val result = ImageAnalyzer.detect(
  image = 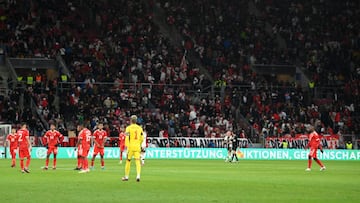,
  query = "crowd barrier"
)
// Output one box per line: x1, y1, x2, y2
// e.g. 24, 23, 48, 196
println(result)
0, 147, 359, 160
266, 134, 340, 149
27, 137, 250, 148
